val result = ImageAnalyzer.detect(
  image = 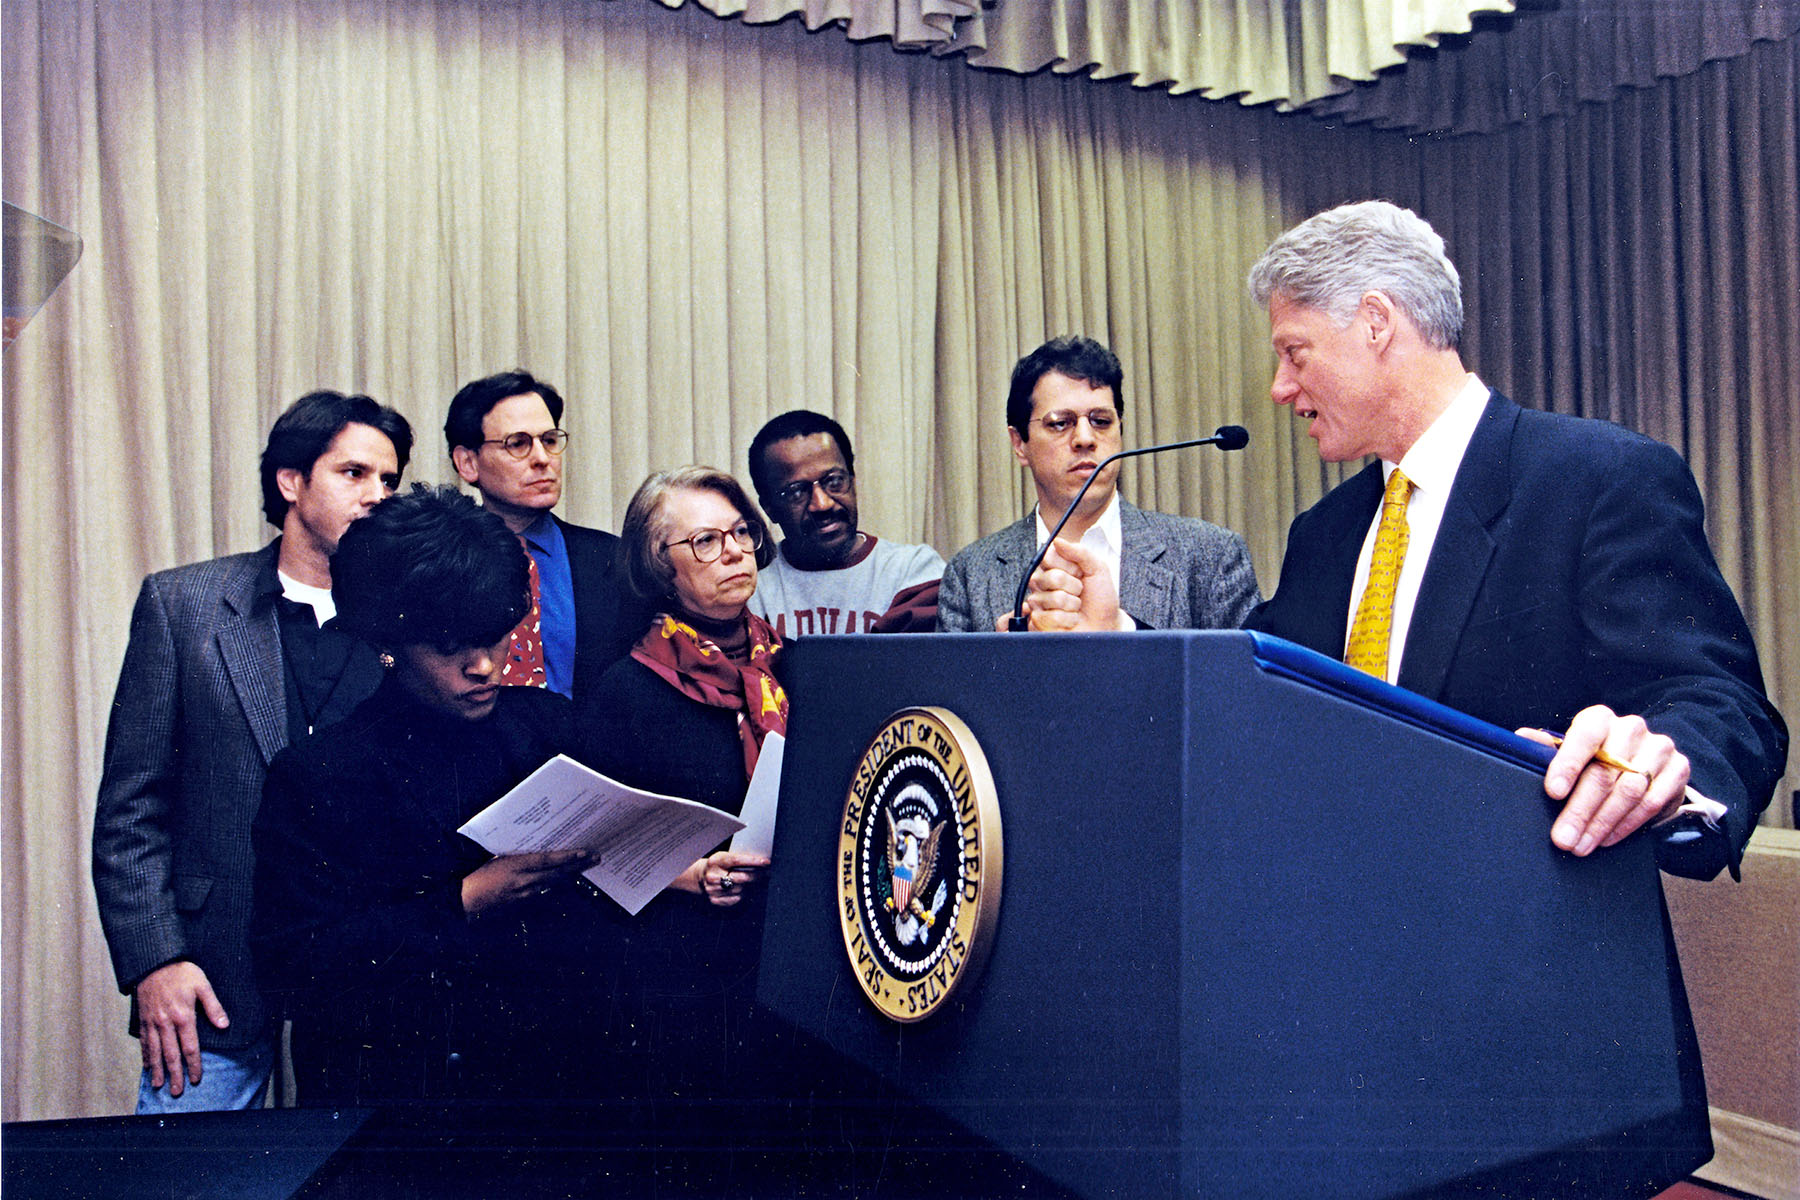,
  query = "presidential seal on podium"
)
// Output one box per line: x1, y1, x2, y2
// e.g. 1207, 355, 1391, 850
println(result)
837, 706, 1002, 1023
